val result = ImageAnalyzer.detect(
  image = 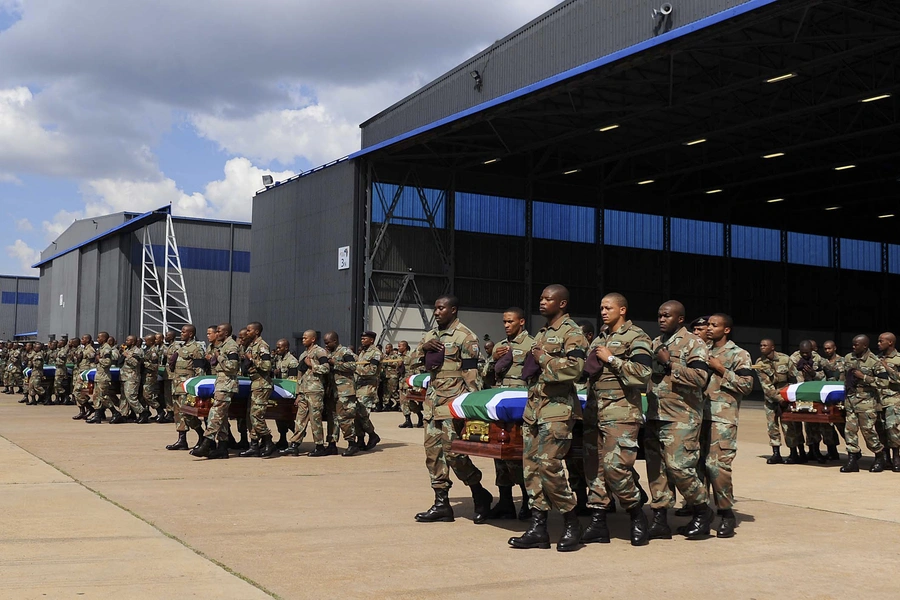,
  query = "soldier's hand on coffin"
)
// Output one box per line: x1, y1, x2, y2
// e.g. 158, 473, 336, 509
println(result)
493, 345, 509, 360
422, 339, 443, 353
708, 356, 725, 376
595, 346, 612, 363
655, 346, 670, 365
